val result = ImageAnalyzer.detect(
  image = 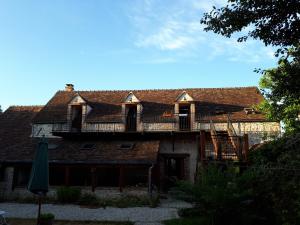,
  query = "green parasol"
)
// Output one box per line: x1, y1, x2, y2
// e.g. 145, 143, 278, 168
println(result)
28, 137, 49, 225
